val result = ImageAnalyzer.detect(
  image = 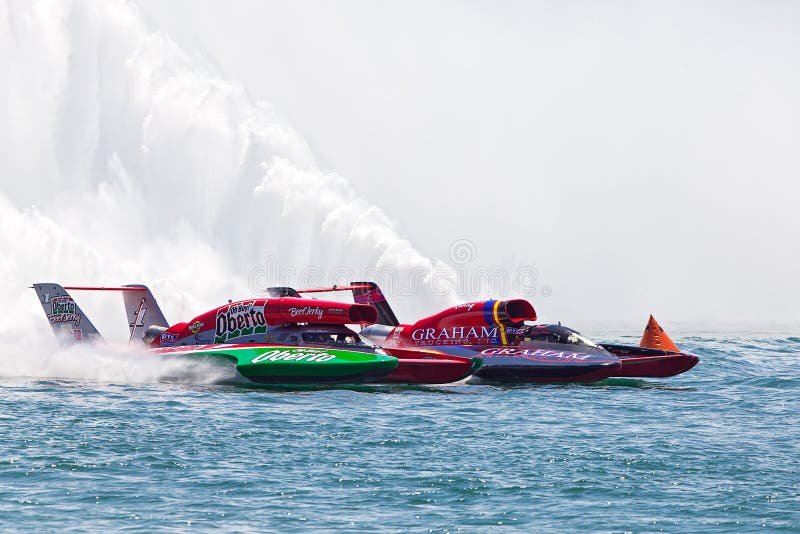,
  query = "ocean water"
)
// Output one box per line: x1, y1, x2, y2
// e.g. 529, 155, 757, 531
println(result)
0, 334, 798, 532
